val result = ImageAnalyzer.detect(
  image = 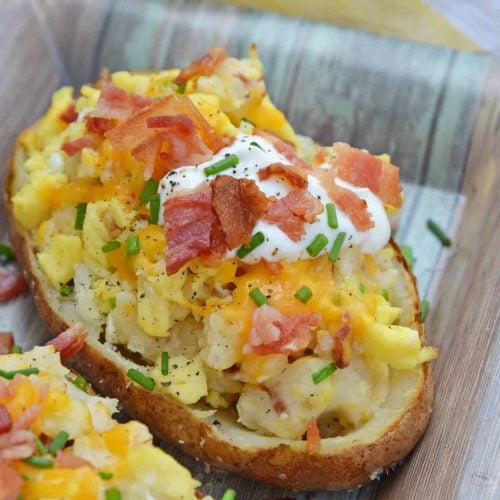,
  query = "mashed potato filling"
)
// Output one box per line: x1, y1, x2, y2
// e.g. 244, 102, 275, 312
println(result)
11, 49, 437, 443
